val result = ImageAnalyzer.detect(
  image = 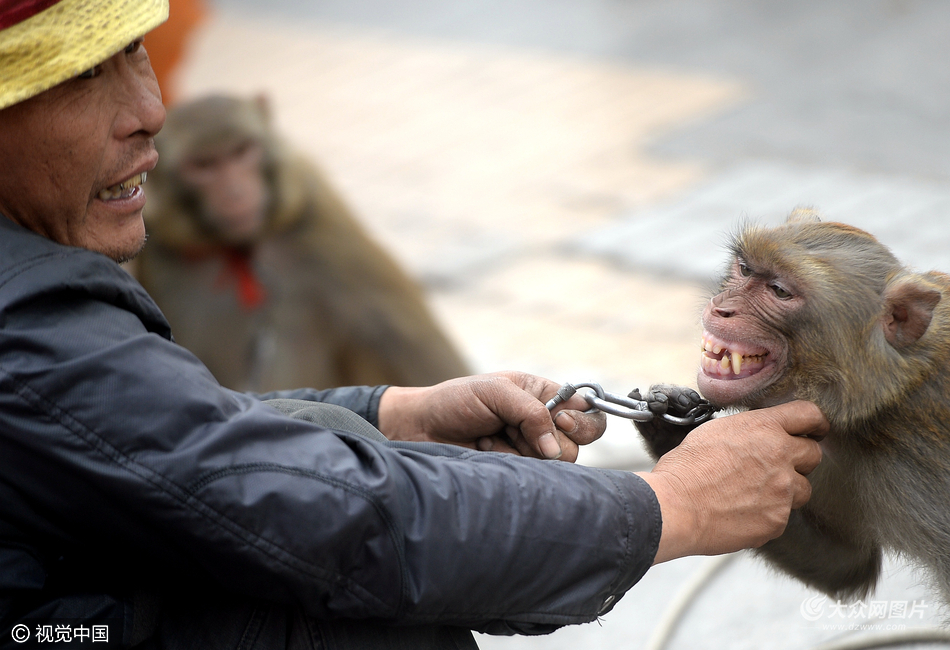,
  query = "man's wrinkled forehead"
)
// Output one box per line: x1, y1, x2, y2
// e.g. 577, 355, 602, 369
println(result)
0, 0, 168, 110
